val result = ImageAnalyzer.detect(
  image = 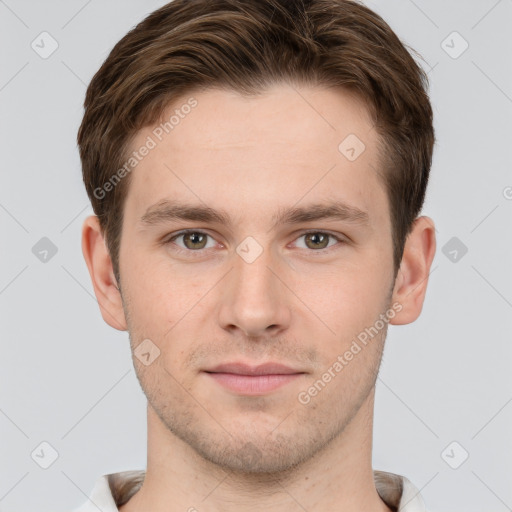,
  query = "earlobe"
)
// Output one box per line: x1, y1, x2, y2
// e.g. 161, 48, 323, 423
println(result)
389, 216, 436, 325
81, 215, 127, 331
